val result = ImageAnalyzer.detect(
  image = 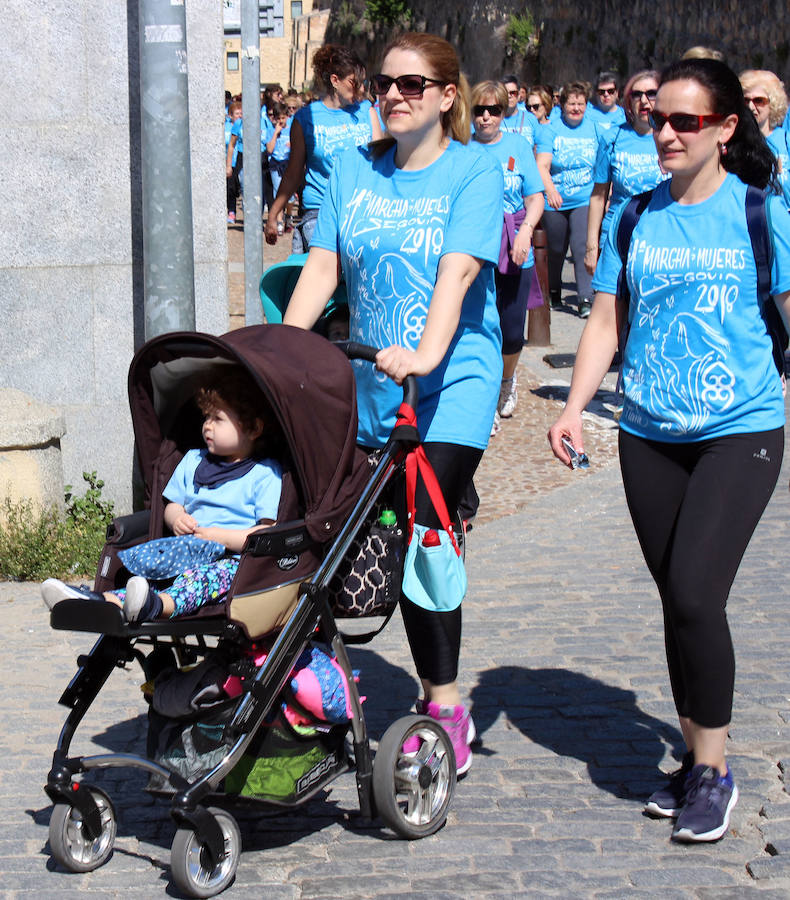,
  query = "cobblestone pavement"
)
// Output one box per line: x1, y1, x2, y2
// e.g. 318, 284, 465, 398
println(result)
3, 245, 790, 896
